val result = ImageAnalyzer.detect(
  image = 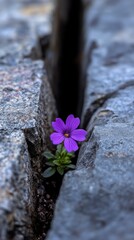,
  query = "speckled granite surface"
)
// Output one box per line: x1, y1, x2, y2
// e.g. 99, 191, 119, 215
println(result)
0, 130, 33, 239
0, 0, 56, 239
0, 0, 53, 66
